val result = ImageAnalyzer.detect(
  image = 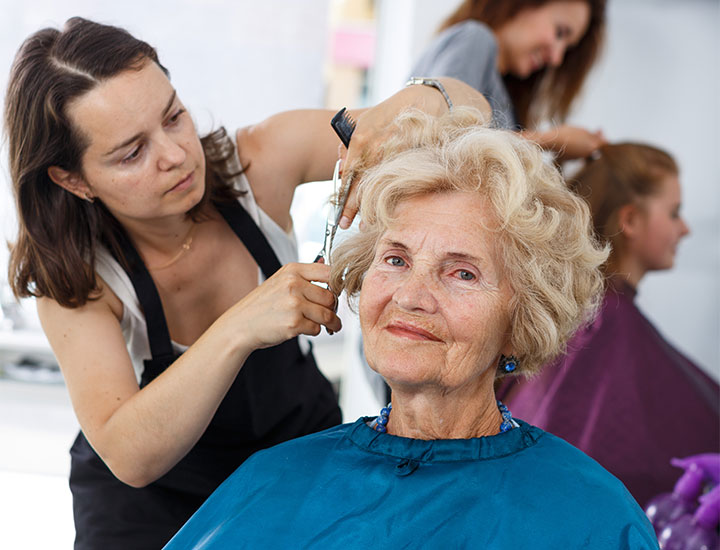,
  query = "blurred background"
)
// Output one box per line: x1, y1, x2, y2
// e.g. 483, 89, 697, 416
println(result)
0, 0, 717, 547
